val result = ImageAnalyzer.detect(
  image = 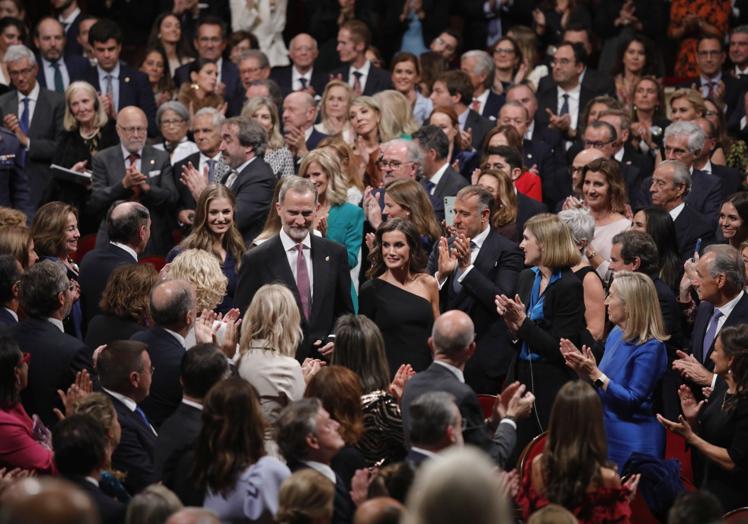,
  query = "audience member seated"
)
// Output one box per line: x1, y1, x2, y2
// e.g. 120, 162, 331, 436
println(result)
659, 325, 748, 512
428, 105, 478, 179
430, 70, 492, 152
176, 59, 226, 118
15, 260, 91, 427
0, 477, 100, 524
283, 91, 326, 161
270, 33, 327, 98
146, 13, 194, 77
79, 201, 151, 323
406, 391, 464, 468
0, 254, 21, 326
237, 50, 271, 93
152, 101, 198, 164
391, 52, 432, 126
195, 378, 291, 521
34, 16, 88, 92
331, 20, 393, 97
275, 470, 335, 524
719, 191, 748, 249
85, 264, 158, 349
314, 80, 354, 144
666, 491, 724, 524
139, 47, 176, 108
226, 31, 256, 65
124, 484, 182, 524
0, 333, 54, 473
241, 96, 295, 178
515, 381, 637, 523
694, 118, 742, 196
